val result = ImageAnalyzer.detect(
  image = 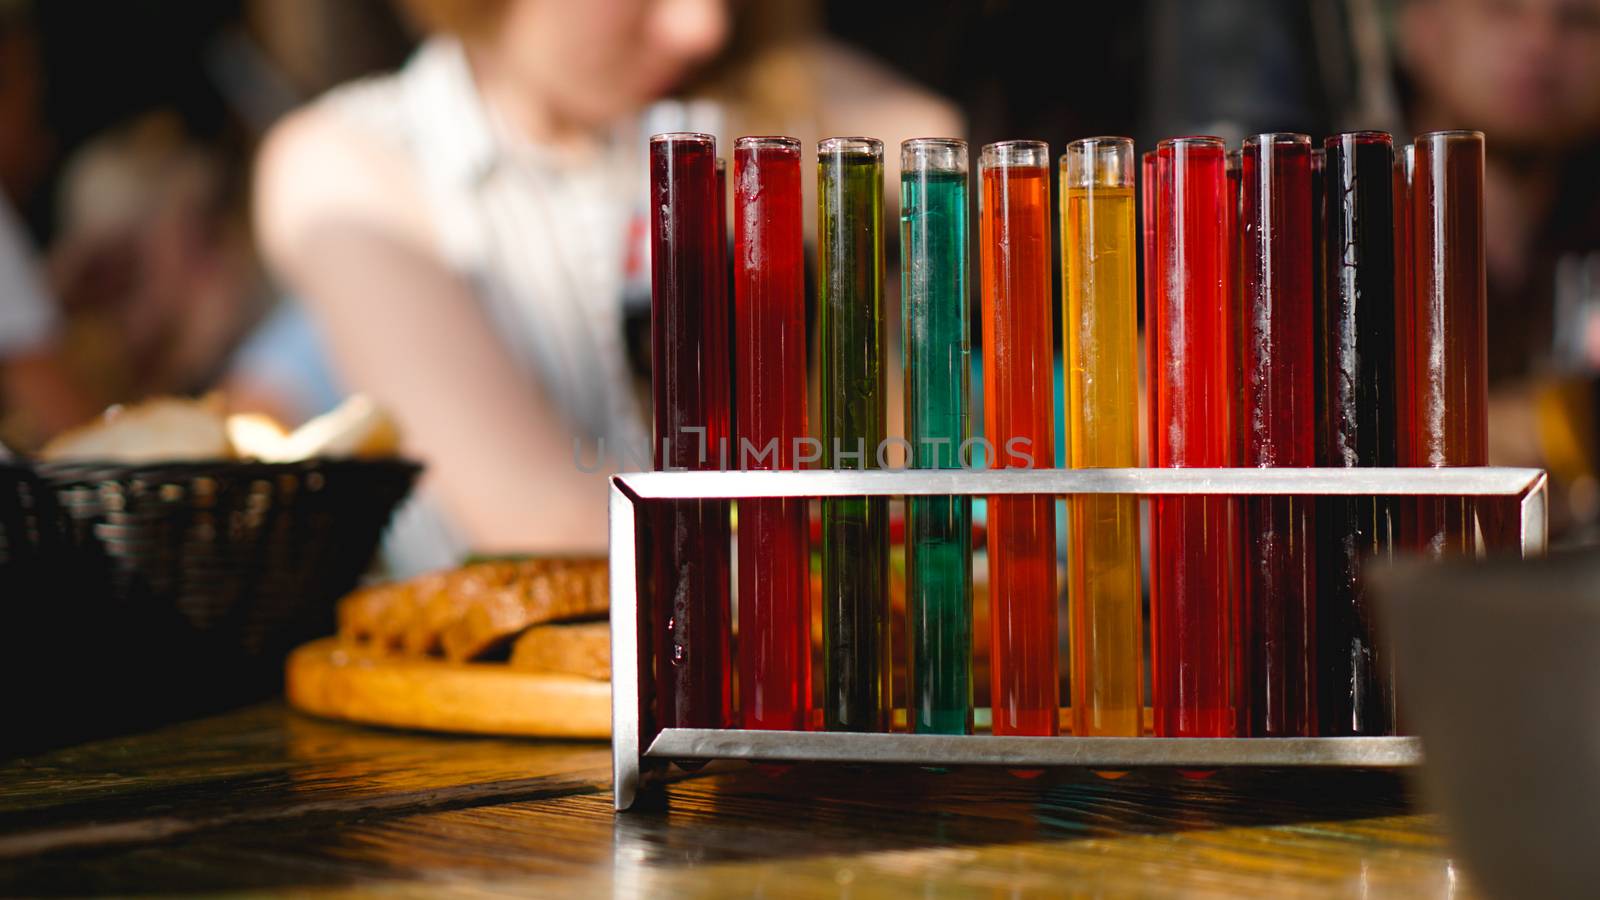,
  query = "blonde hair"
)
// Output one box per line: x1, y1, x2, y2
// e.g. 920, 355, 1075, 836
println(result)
392, 0, 820, 134
393, 0, 508, 38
